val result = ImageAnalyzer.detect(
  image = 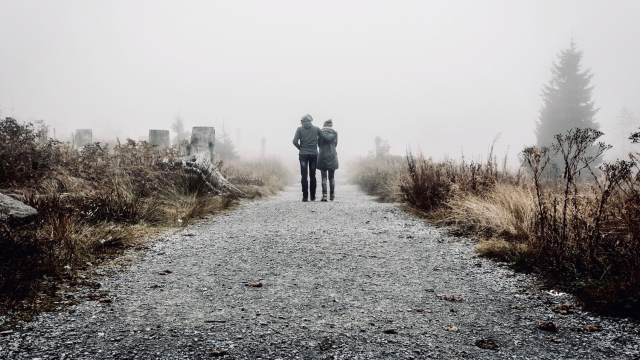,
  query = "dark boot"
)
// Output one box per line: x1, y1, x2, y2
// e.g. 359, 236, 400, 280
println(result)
330, 193, 335, 201
321, 194, 328, 202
